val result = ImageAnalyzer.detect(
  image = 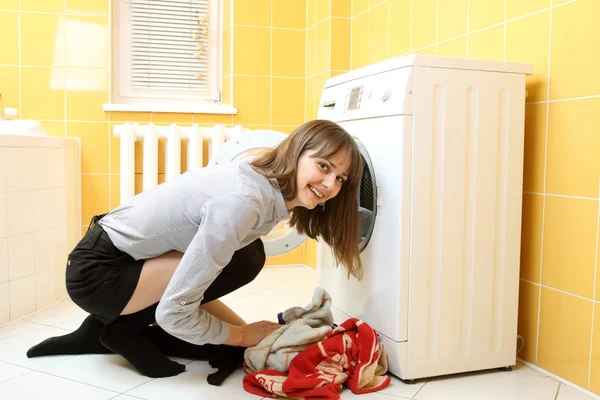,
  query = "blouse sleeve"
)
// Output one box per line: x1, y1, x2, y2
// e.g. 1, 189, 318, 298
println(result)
155, 194, 263, 345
